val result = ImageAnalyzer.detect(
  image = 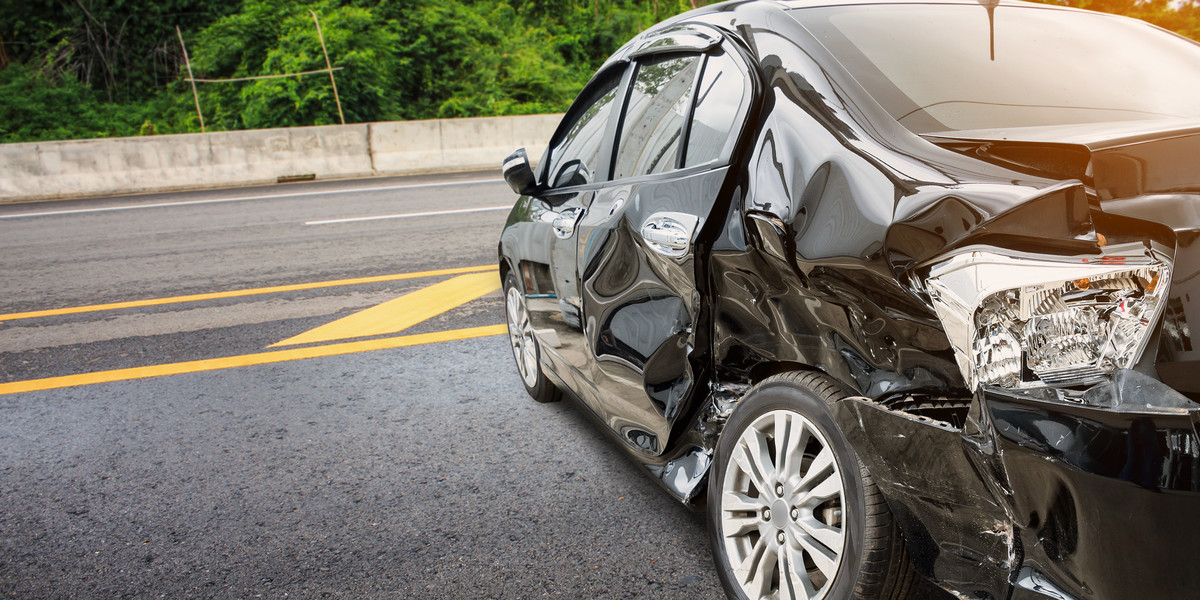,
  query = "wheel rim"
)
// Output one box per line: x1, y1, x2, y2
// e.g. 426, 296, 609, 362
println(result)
720, 409, 847, 600
505, 286, 539, 388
